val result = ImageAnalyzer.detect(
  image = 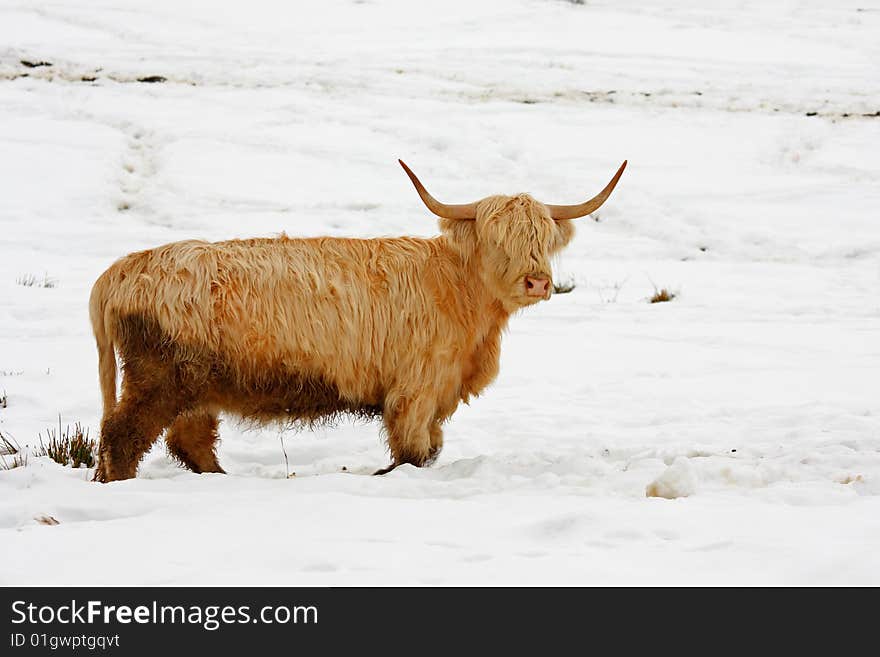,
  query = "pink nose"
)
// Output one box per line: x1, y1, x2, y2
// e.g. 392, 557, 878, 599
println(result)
525, 275, 550, 297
